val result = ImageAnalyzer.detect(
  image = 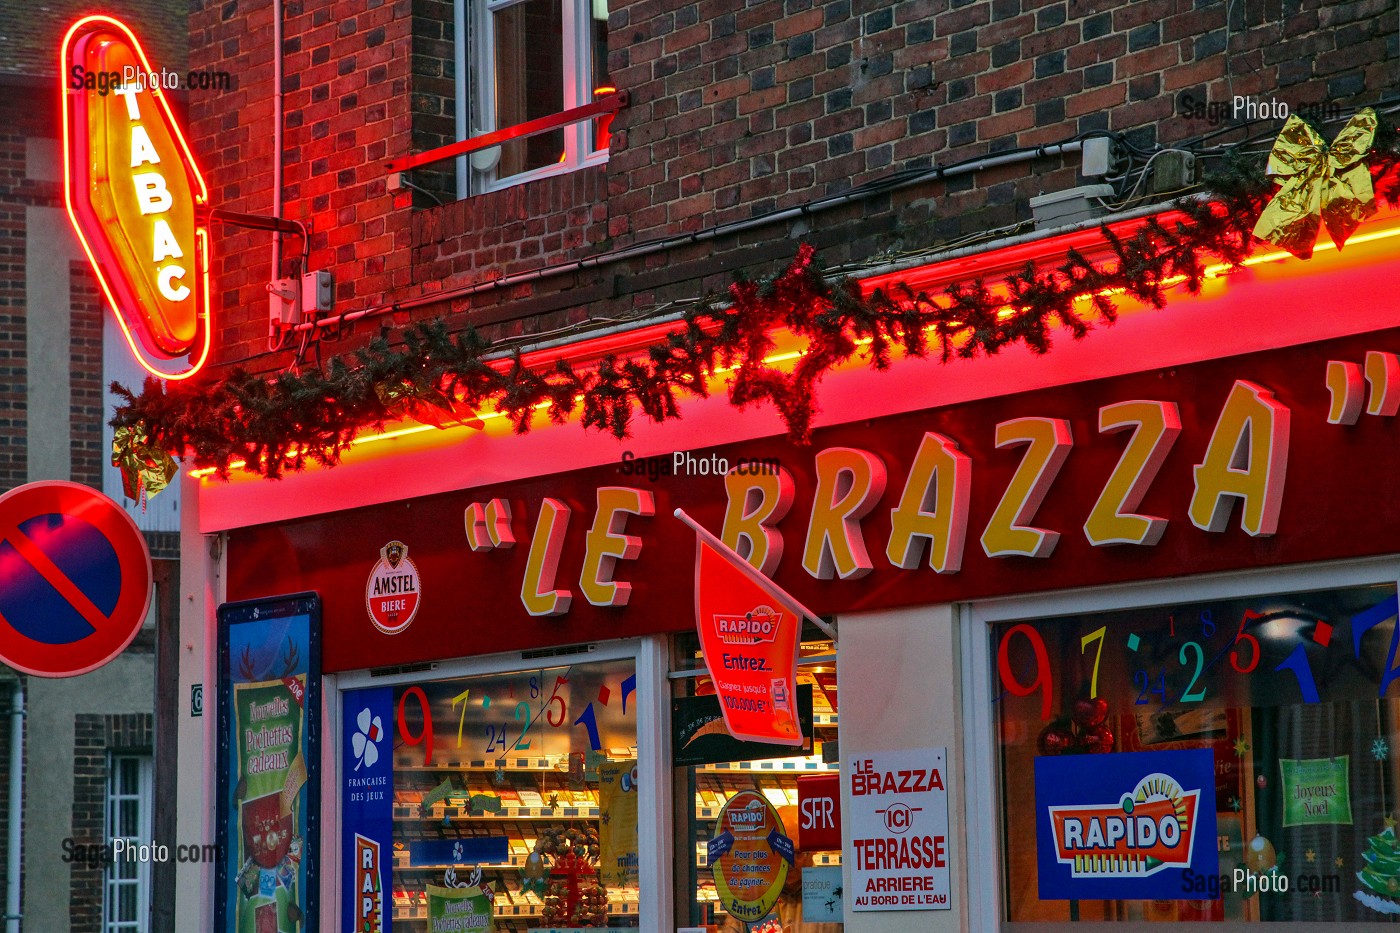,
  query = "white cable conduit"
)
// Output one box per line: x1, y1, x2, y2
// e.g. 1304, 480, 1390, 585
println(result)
4, 679, 23, 933
289, 141, 1087, 335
